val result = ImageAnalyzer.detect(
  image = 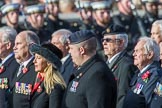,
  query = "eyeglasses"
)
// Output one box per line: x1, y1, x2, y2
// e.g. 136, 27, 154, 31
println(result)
101, 38, 121, 43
